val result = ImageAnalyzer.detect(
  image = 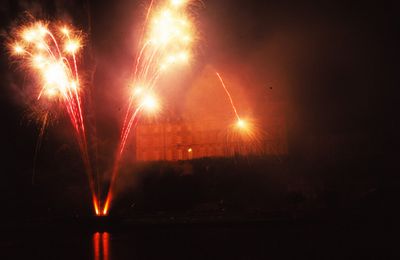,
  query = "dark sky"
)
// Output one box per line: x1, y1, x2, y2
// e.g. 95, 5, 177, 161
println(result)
0, 0, 398, 217
1, 0, 397, 145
